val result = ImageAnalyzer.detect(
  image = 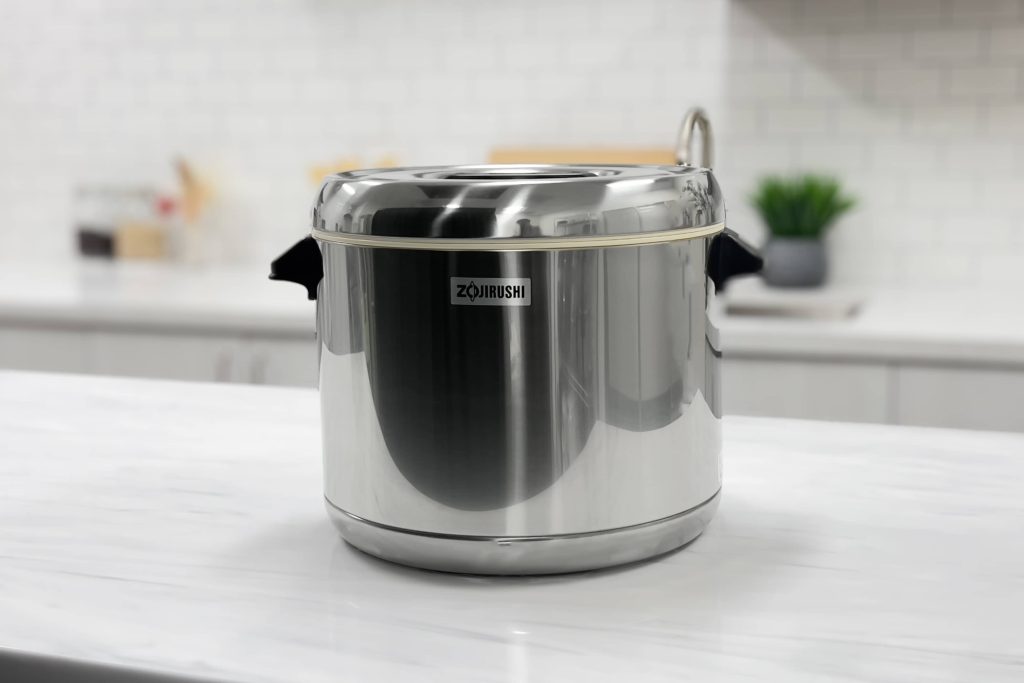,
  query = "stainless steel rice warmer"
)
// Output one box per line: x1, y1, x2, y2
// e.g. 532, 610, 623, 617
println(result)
270, 161, 761, 574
